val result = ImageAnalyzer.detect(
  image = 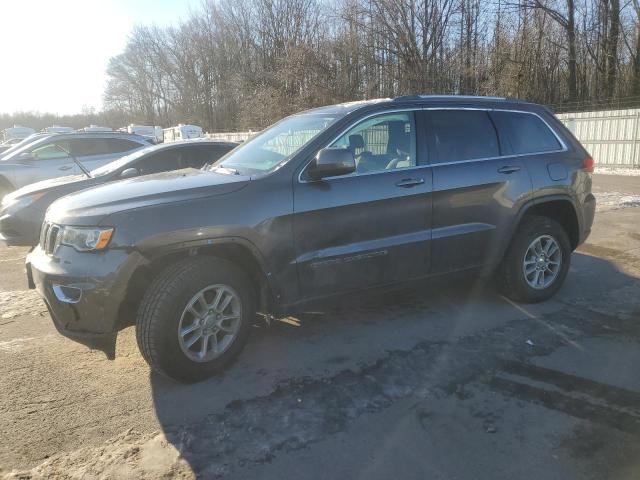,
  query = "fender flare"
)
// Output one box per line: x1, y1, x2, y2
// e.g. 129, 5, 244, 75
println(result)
140, 235, 282, 304
511, 193, 581, 242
